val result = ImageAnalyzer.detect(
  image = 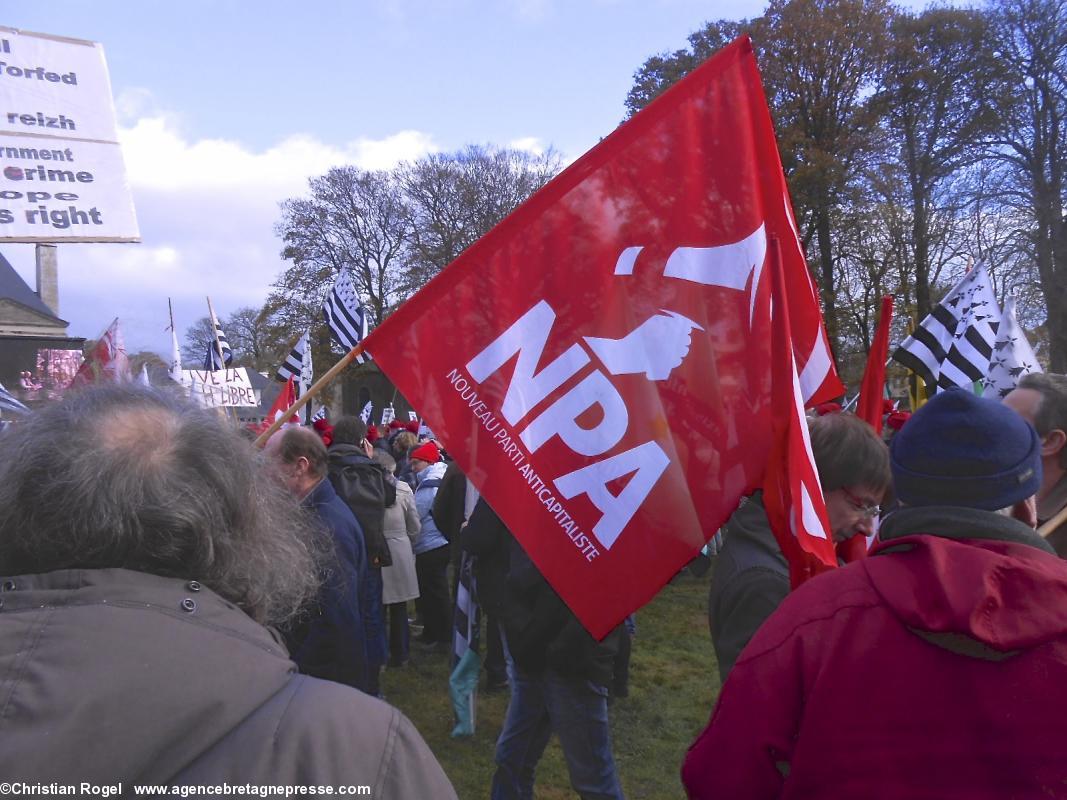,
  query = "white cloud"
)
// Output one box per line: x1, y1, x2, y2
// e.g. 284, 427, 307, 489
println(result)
120, 117, 438, 192
508, 136, 546, 155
